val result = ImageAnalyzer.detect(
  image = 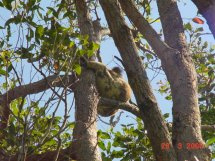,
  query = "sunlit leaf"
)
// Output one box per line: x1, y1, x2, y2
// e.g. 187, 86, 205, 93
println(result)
73, 64, 82, 75
206, 137, 215, 146
0, 69, 7, 76
36, 25, 44, 37
98, 141, 106, 151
